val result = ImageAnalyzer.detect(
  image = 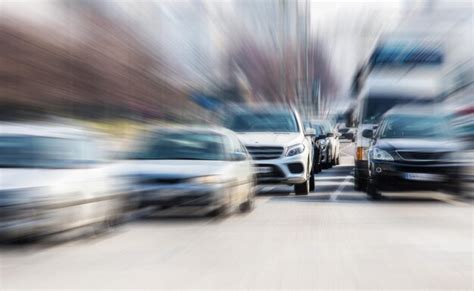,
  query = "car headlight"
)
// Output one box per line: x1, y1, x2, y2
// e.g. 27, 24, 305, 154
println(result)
189, 175, 223, 184
286, 143, 305, 157
371, 148, 394, 161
